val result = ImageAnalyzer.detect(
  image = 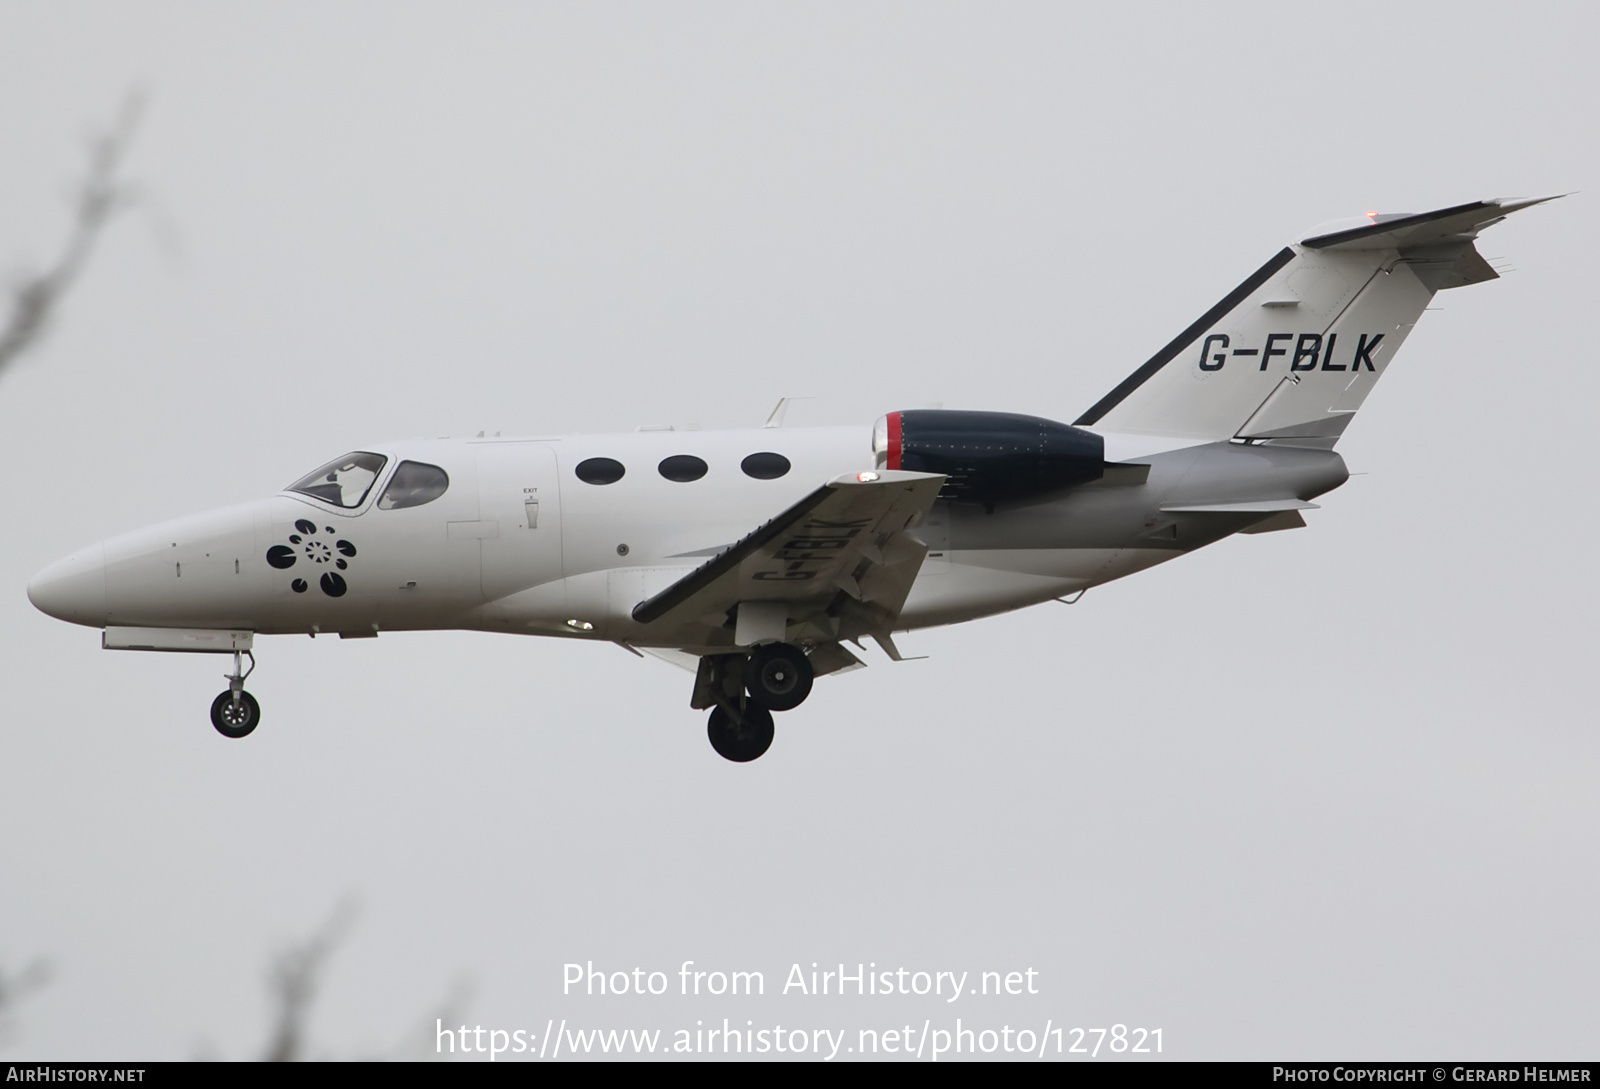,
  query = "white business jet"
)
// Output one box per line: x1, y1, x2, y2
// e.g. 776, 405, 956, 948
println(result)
28, 198, 1555, 760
